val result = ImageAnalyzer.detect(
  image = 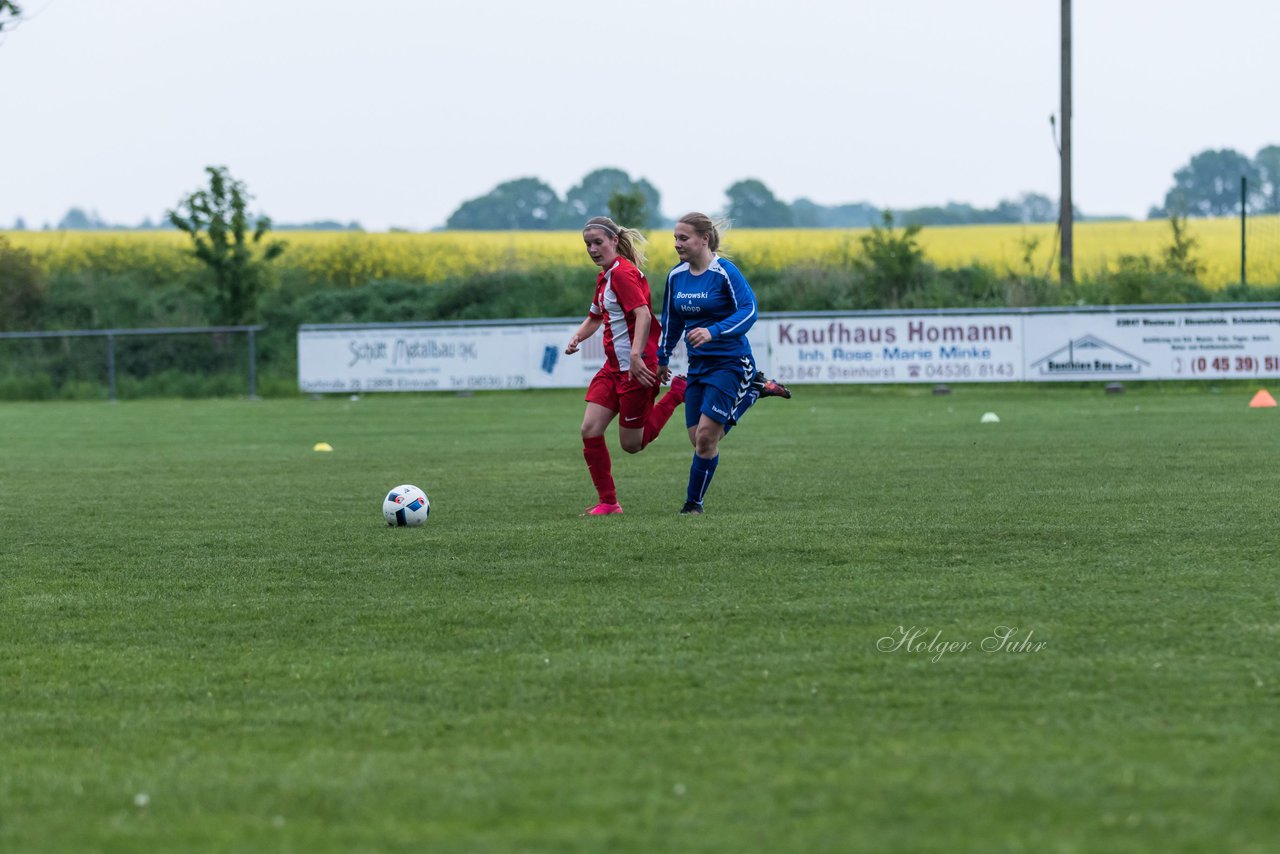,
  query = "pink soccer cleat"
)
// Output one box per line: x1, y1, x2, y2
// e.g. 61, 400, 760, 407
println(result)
581, 502, 623, 516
